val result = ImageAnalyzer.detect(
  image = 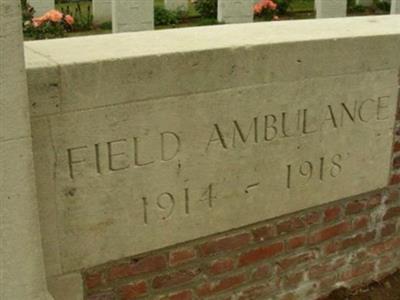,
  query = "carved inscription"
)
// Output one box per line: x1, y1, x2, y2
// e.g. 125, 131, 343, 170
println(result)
206, 97, 390, 152
67, 132, 181, 179
286, 154, 344, 189
140, 183, 216, 224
